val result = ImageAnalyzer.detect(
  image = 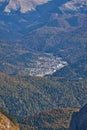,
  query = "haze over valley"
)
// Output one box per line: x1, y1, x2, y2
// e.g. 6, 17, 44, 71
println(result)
0, 0, 87, 130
